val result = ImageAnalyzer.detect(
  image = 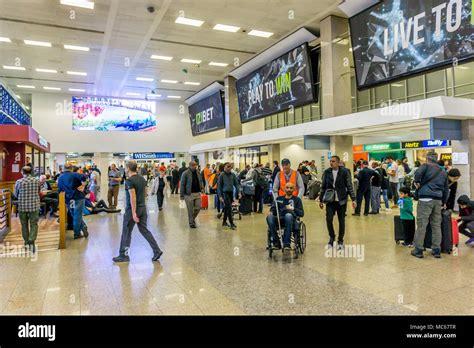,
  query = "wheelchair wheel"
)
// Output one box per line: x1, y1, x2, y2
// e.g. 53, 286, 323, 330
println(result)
298, 222, 306, 254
